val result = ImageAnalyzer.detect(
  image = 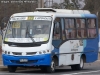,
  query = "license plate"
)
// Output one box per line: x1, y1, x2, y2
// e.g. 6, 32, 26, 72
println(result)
20, 59, 28, 62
